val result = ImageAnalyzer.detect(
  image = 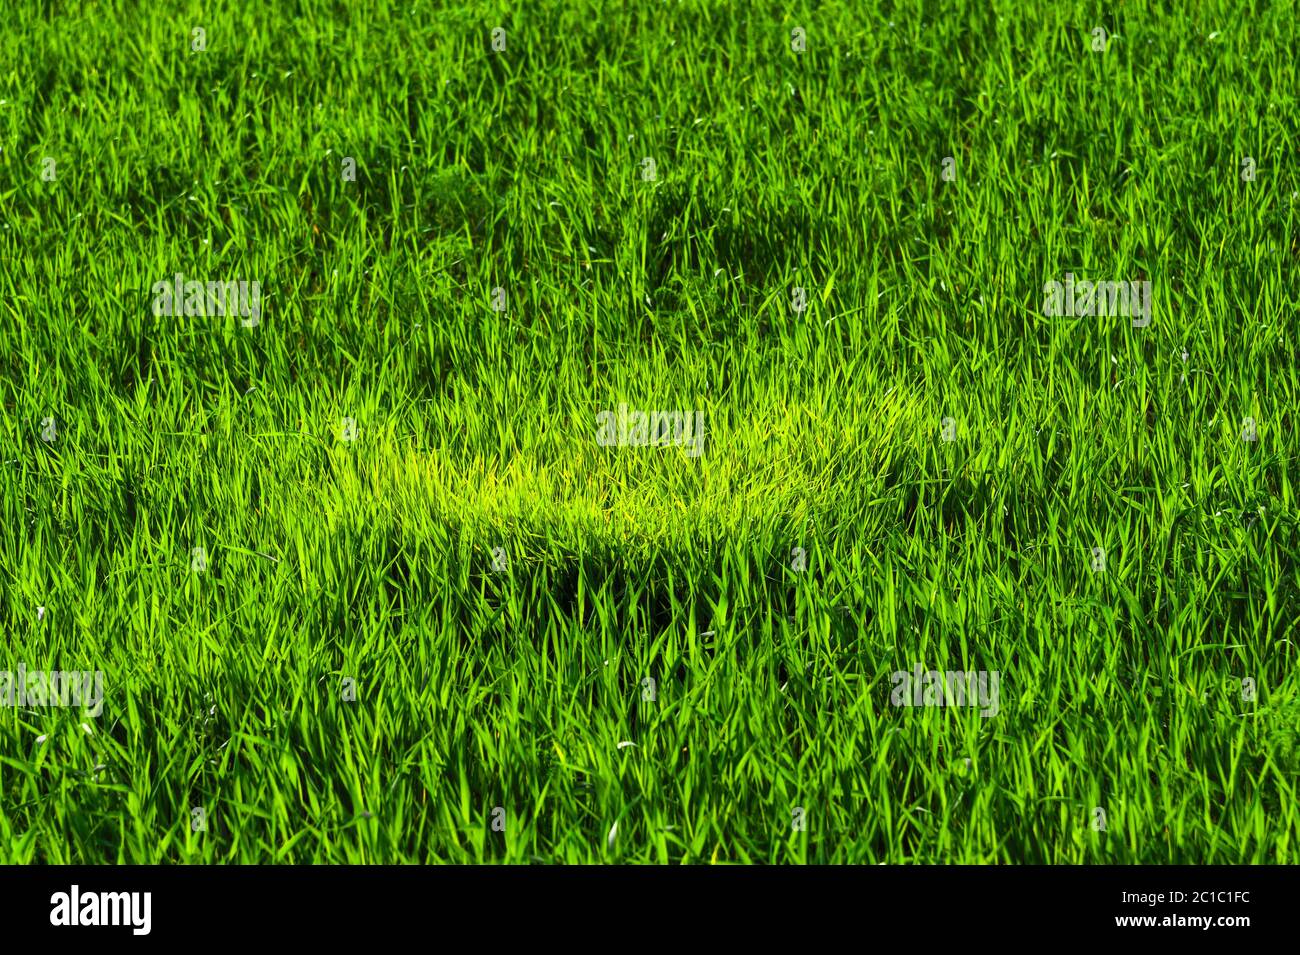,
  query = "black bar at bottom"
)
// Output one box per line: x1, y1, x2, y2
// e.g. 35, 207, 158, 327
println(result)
0, 865, 1276, 942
